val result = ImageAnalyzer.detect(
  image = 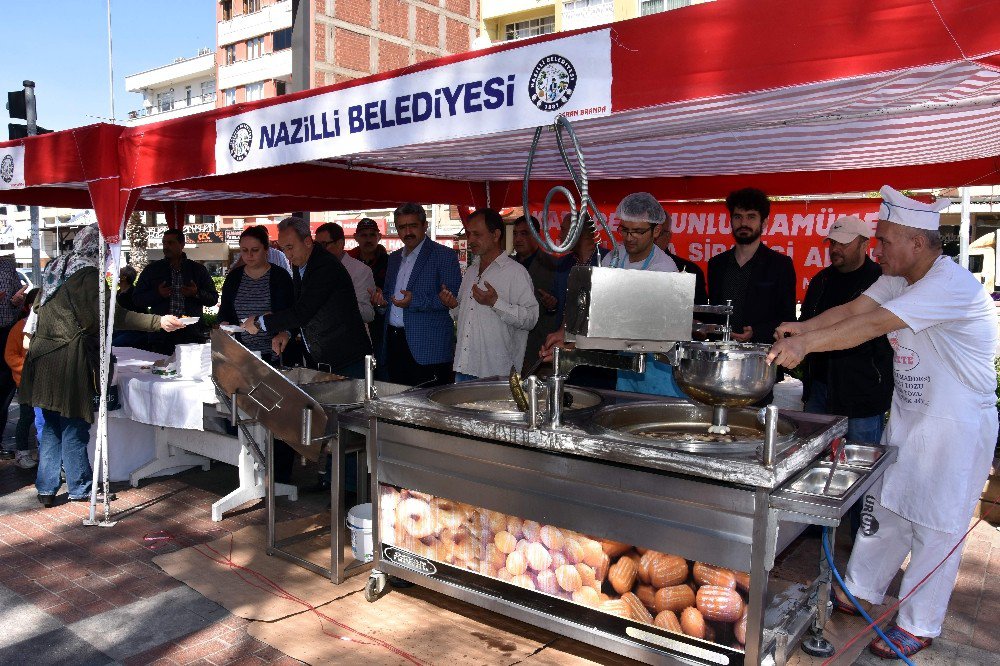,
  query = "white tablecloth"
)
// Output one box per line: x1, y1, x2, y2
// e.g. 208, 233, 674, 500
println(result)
113, 346, 217, 431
